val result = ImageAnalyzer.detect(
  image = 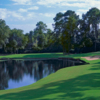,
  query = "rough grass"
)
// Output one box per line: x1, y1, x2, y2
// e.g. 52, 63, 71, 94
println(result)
0, 52, 100, 100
